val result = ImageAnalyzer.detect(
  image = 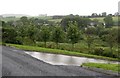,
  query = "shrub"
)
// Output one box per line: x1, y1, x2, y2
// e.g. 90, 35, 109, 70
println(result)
93, 48, 104, 55
23, 37, 35, 46
2, 27, 18, 44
